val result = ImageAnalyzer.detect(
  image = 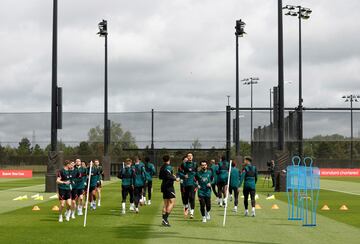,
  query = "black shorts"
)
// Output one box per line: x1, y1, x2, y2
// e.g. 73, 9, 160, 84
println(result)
89, 185, 97, 192
58, 188, 71, 201
96, 181, 102, 188
71, 189, 84, 200
162, 188, 176, 199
